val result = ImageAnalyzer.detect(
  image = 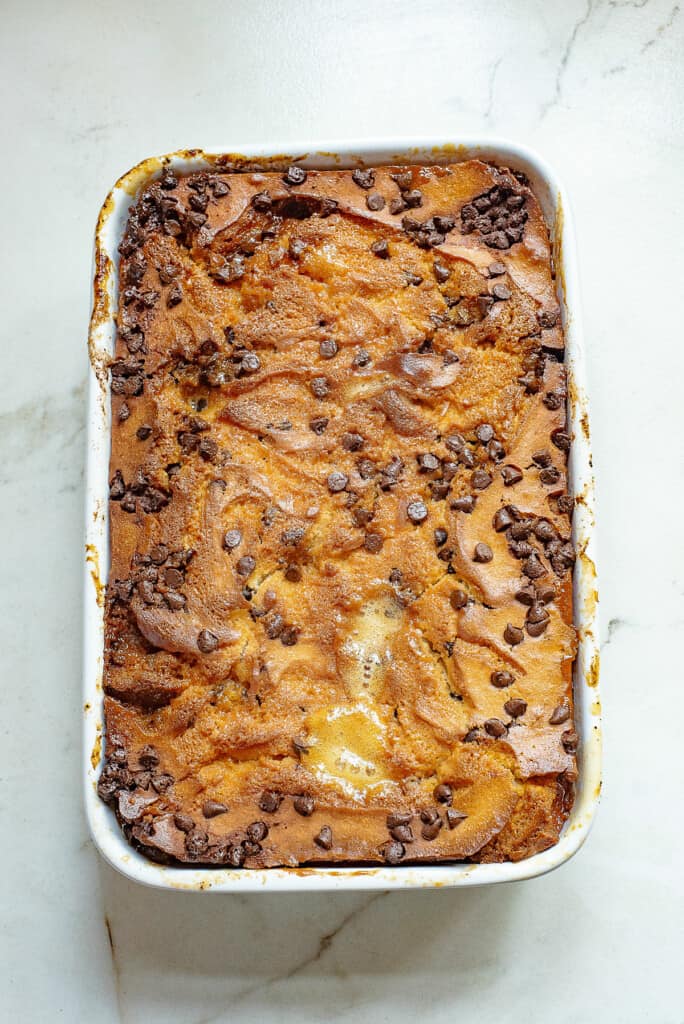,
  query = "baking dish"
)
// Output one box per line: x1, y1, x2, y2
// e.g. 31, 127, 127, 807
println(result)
84, 138, 601, 891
